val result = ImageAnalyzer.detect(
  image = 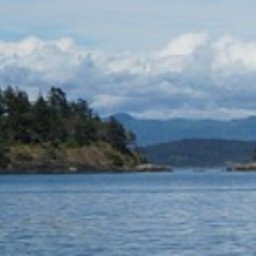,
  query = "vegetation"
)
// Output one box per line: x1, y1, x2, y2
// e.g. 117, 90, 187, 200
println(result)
143, 139, 256, 167
0, 86, 139, 171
